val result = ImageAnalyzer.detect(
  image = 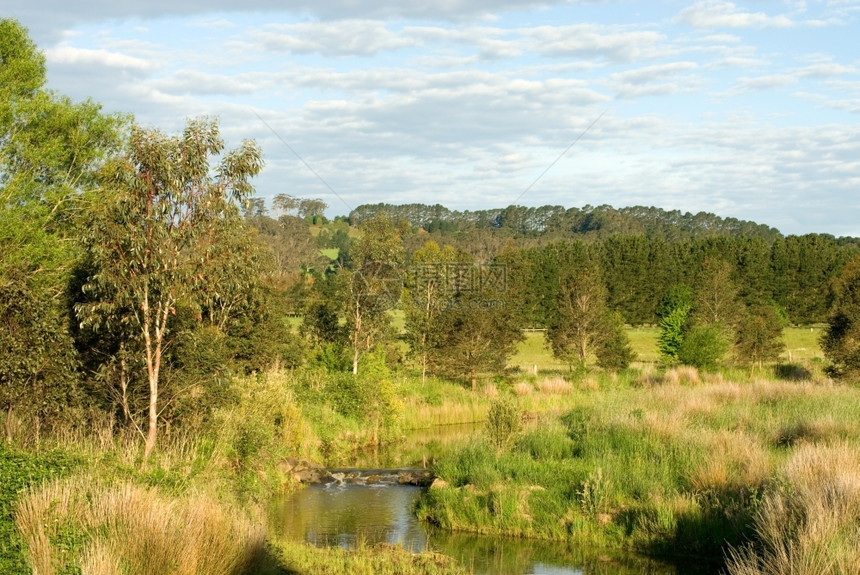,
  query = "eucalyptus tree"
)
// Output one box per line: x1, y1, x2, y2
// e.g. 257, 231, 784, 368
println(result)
543, 243, 631, 370
403, 240, 469, 382
76, 118, 262, 459
346, 215, 404, 375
